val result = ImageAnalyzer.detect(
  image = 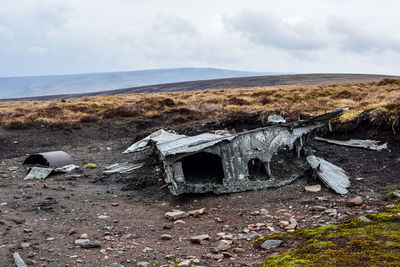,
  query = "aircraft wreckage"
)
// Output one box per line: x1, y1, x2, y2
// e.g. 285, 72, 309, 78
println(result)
124, 108, 350, 195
